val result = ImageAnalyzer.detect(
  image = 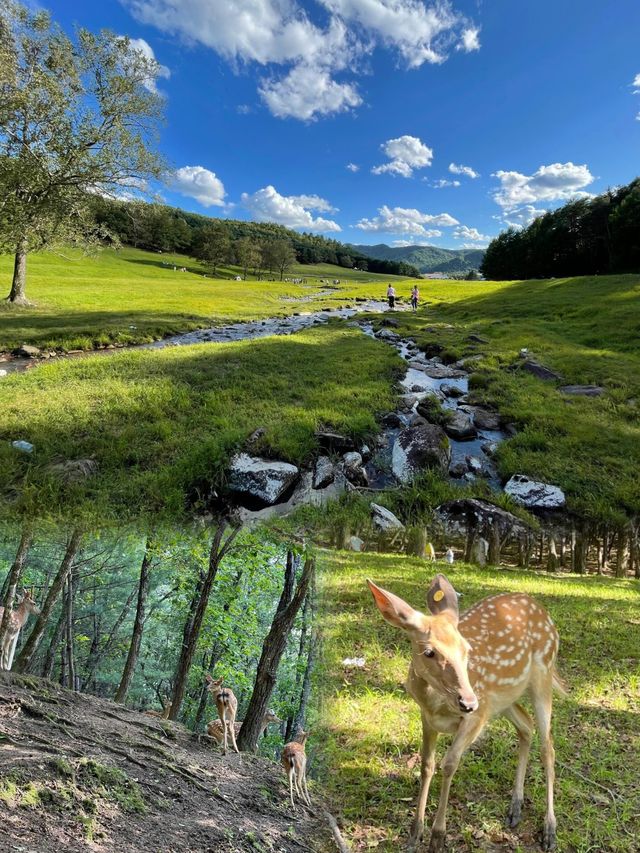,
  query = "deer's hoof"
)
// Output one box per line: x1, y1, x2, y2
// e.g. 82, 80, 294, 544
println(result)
506, 797, 523, 828
427, 829, 446, 853
542, 822, 557, 851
